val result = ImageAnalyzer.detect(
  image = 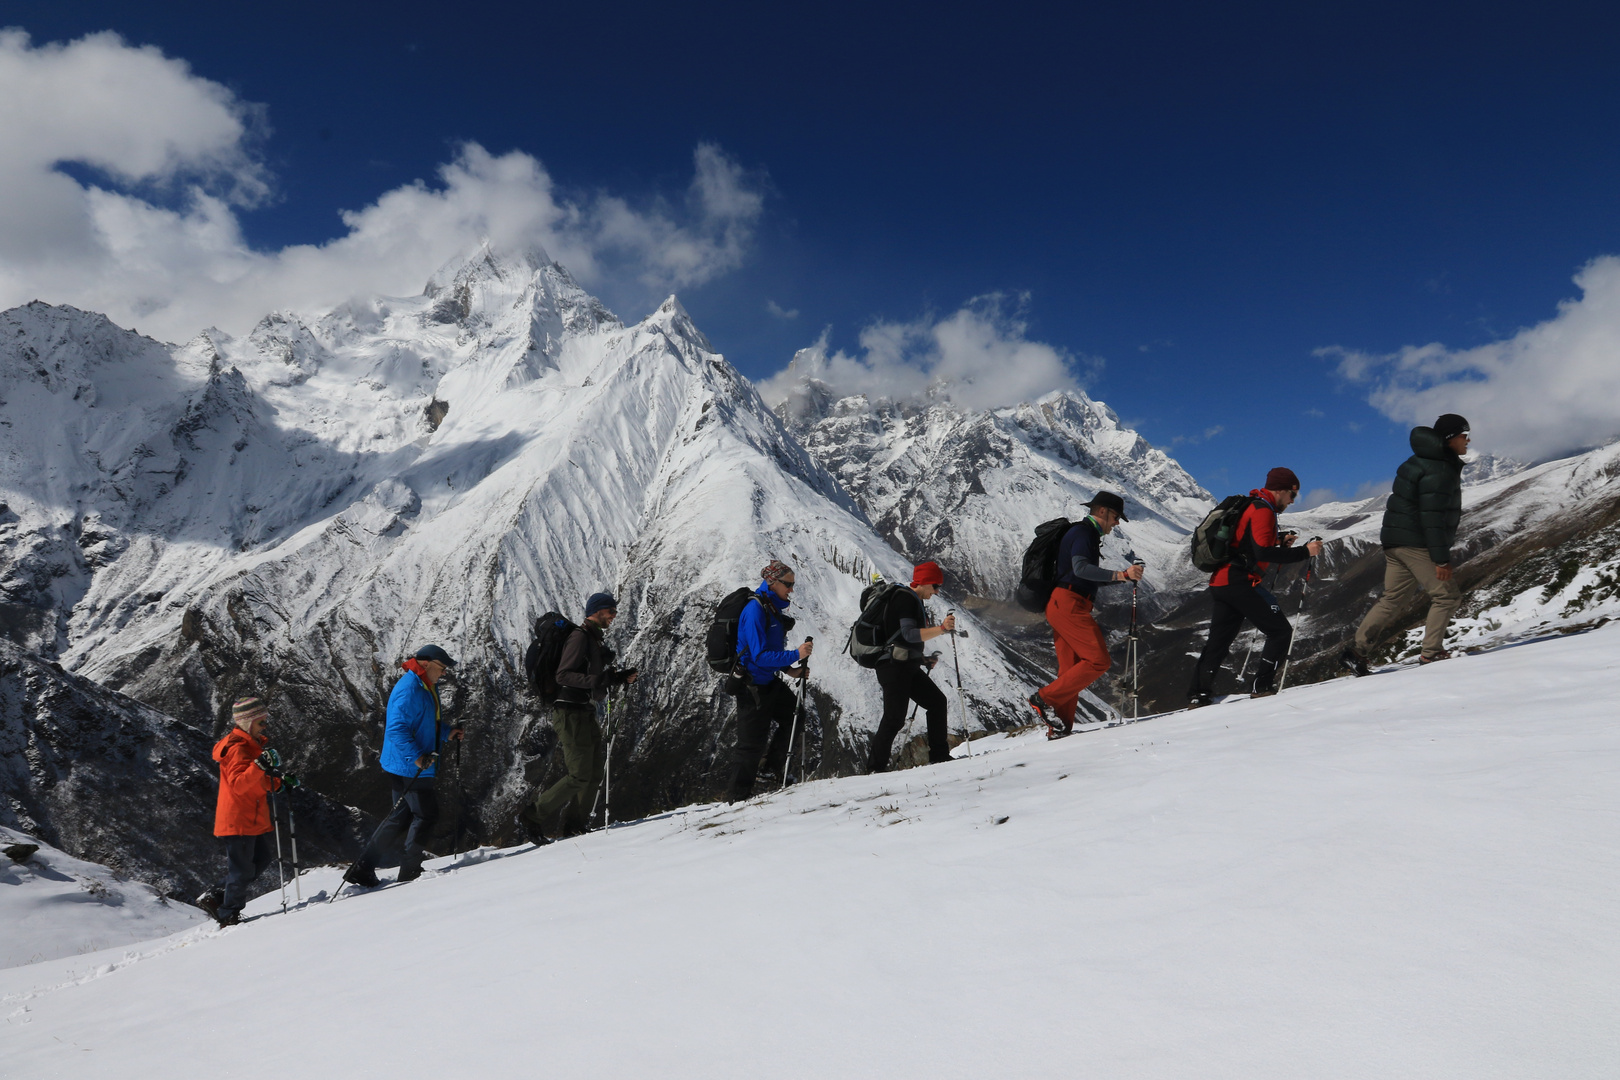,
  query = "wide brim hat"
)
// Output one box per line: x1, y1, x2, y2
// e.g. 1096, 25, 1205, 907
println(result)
1085, 491, 1129, 521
